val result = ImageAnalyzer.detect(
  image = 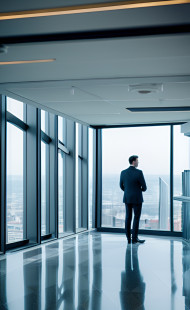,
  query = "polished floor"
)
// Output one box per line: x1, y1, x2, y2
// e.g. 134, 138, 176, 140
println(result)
0, 231, 190, 310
